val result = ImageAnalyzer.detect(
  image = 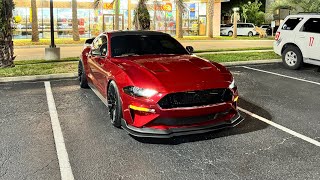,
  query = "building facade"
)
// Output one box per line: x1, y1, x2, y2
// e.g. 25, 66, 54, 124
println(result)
12, 0, 223, 39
